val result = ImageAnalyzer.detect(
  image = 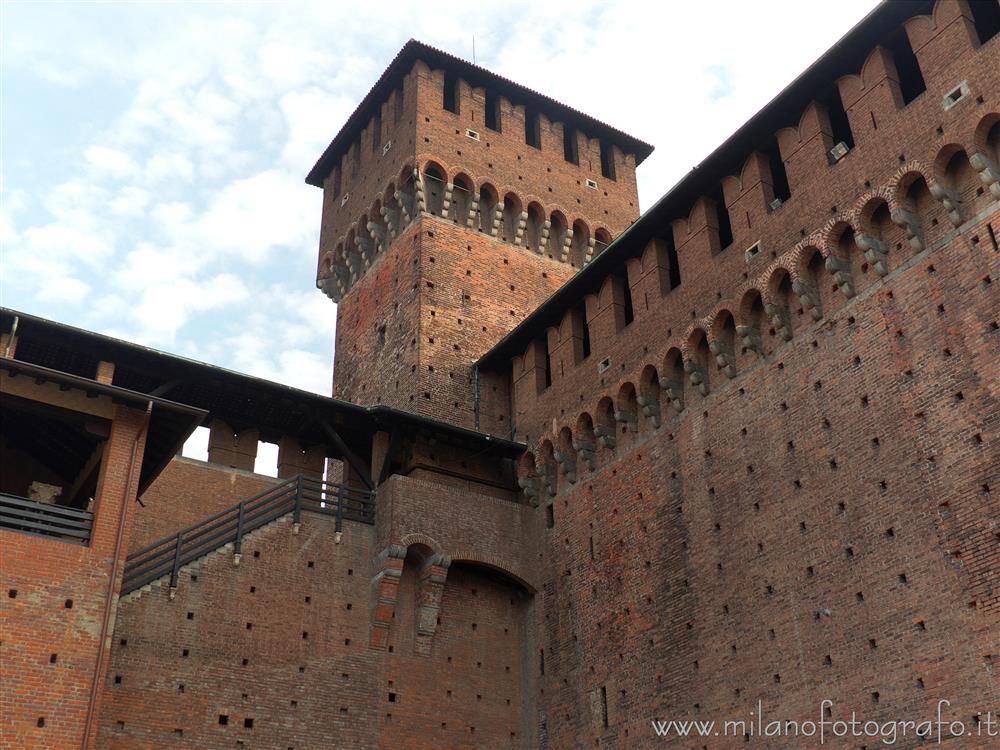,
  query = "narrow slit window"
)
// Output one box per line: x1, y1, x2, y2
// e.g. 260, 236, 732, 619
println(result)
525, 109, 541, 149
884, 28, 926, 105
543, 340, 553, 388
765, 137, 791, 203
970, 0, 1000, 44
575, 302, 591, 361
443, 71, 459, 114
819, 85, 854, 152
600, 141, 616, 180
664, 232, 681, 290
394, 88, 404, 123
615, 270, 634, 328
485, 90, 501, 132
708, 184, 734, 251
330, 167, 341, 200
563, 125, 579, 165
371, 113, 381, 153
599, 686, 609, 728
